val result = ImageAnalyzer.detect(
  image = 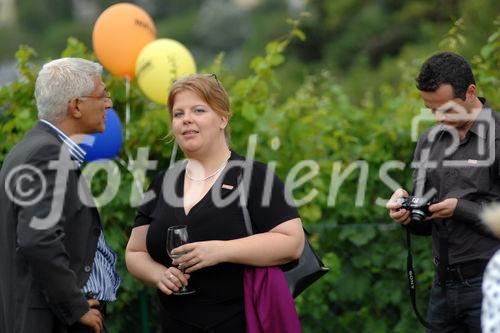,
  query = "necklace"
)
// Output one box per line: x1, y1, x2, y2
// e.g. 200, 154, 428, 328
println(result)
186, 152, 230, 182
